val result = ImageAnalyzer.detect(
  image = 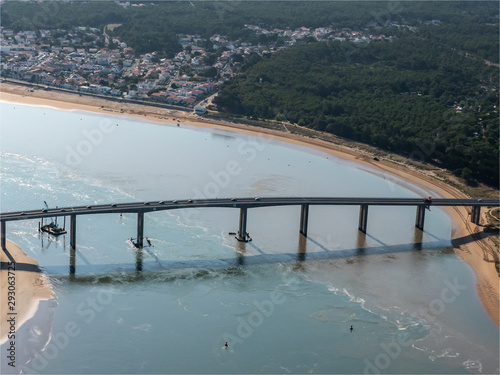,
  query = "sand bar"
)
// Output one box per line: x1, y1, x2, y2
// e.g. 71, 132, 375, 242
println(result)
1, 82, 498, 325
1, 240, 54, 344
